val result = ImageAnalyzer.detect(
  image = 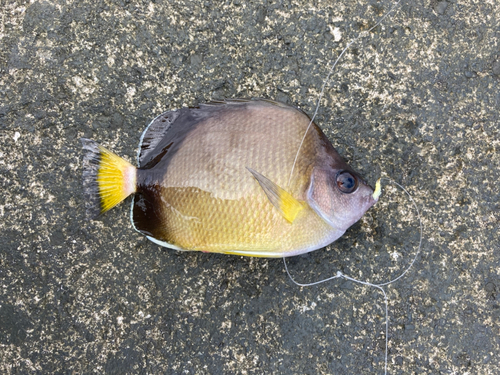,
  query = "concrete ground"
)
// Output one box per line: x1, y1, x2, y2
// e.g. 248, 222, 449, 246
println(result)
1, 0, 499, 373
